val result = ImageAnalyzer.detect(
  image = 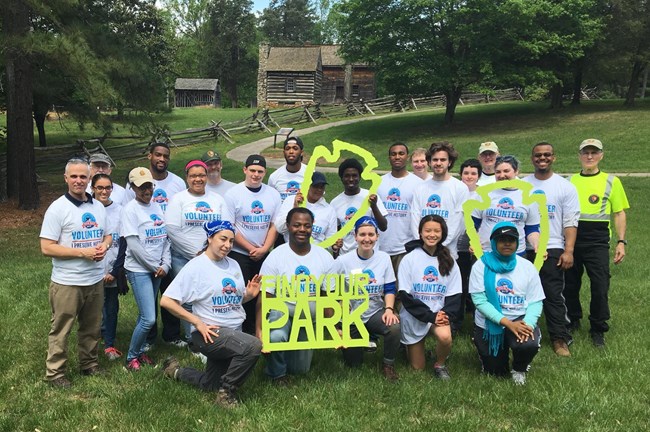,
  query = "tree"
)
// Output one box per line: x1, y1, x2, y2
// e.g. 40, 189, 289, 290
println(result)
2, 0, 39, 208
259, 0, 319, 45
201, 0, 257, 107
